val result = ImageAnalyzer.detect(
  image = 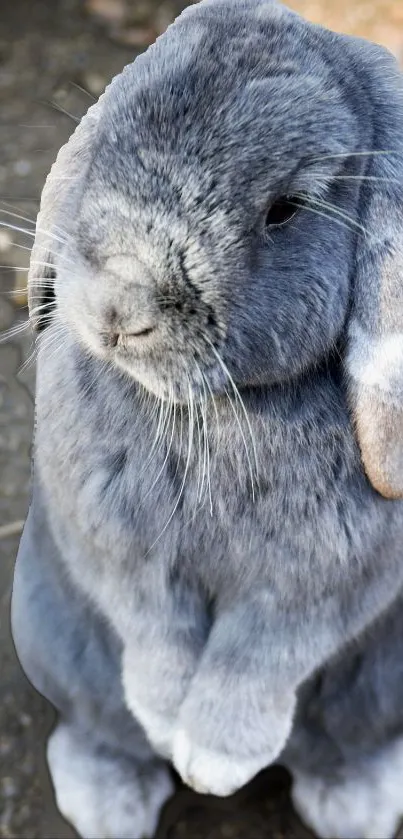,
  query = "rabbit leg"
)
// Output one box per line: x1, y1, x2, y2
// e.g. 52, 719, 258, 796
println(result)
12, 497, 174, 838
170, 595, 297, 796
170, 568, 402, 797
47, 721, 173, 839
285, 591, 403, 839
291, 740, 403, 839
